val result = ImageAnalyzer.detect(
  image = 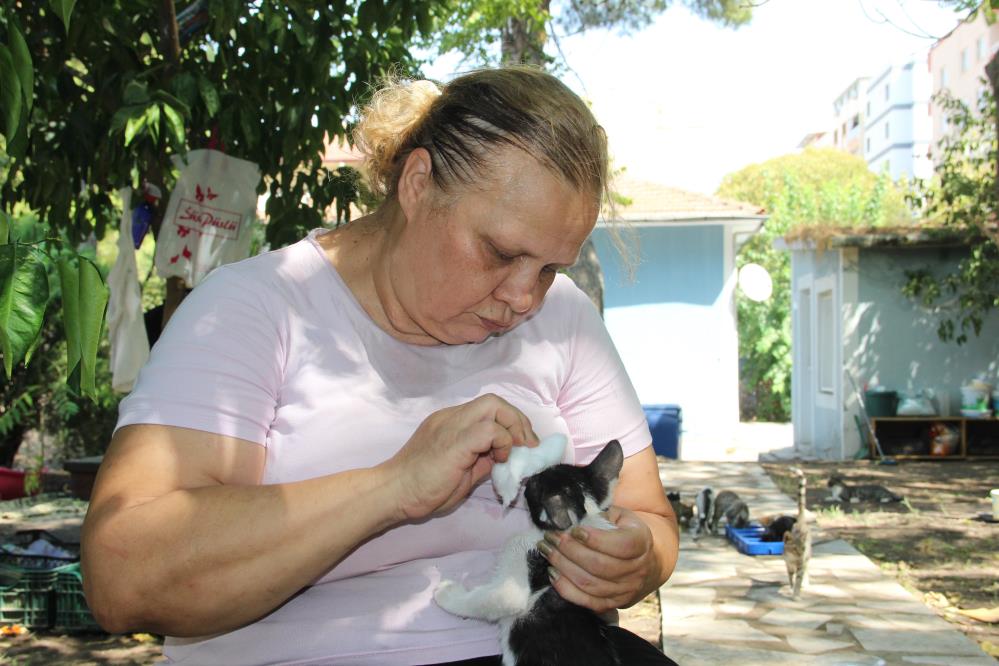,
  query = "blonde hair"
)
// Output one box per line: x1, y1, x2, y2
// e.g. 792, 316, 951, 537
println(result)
352, 66, 610, 208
